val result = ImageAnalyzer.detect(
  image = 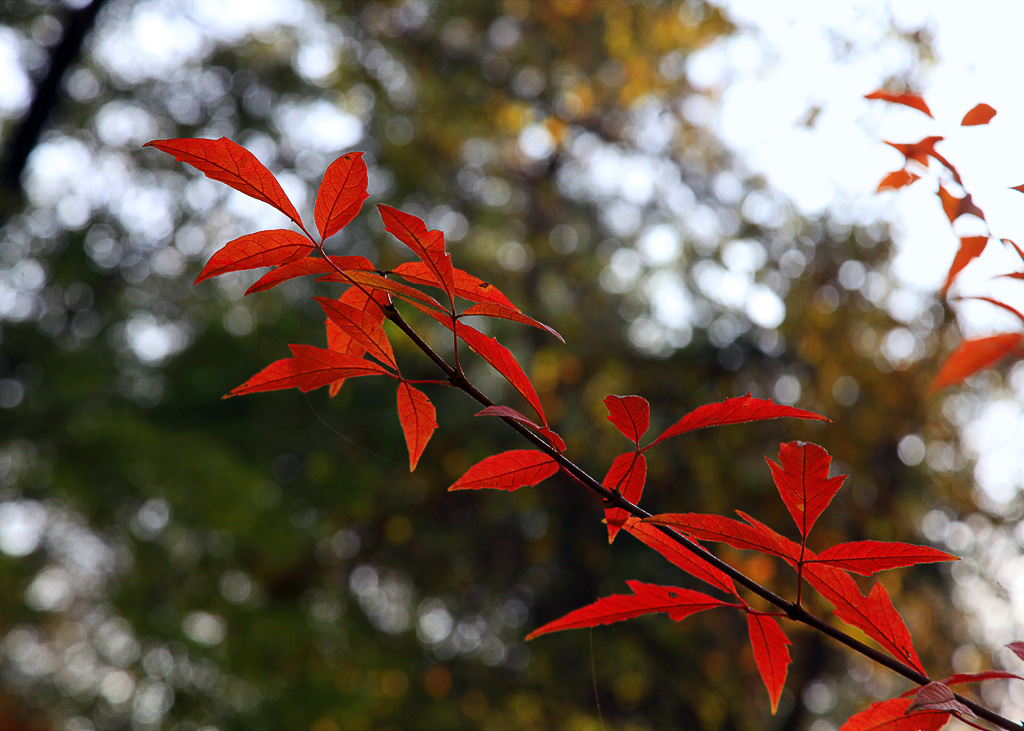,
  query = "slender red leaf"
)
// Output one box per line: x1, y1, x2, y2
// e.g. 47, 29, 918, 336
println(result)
648, 394, 828, 449
939, 670, 1023, 686
320, 269, 447, 312
930, 333, 1024, 392
865, 90, 933, 118
461, 302, 564, 342
145, 137, 304, 228
448, 450, 559, 492
767, 441, 846, 539
603, 452, 647, 543
314, 152, 368, 240
644, 513, 796, 561
315, 296, 397, 370
942, 236, 989, 294
392, 261, 518, 309
379, 204, 455, 306
195, 229, 313, 284
622, 517, 737, 596
604, 395, 650, 444
474, 405, 566, 452
838, 698, 948, 731
525, 580, 736, 640
396, 382, 437, 471
1008, 642, 1024, 663
455, 322, 547, 425
906, 682, 974, 718
961, 103, 996, 127
325, 286, 388, 397
245, 255, 375, 294
224, 344, 390, 398
877, 170, 920, 192
747, 613, 792, 715
809, 541, 958, 576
